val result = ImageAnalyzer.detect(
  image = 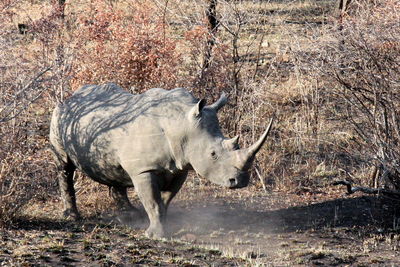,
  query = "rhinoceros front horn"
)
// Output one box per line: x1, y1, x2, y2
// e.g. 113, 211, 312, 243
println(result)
238, 118, 273, 169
